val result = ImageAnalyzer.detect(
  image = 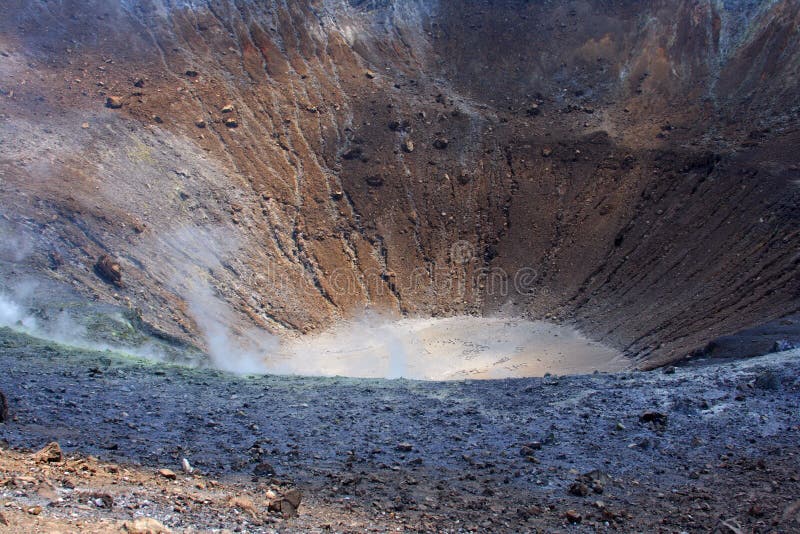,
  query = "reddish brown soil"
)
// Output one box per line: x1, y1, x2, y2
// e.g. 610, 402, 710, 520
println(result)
0, 0, 799, 365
